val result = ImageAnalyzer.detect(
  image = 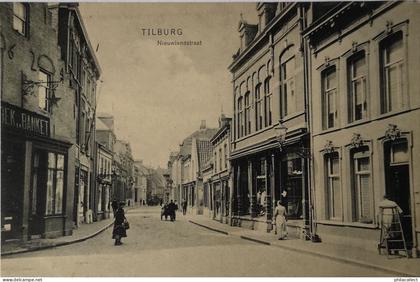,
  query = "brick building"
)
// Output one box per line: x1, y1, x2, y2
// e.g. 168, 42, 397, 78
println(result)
1, 3, 76, 240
